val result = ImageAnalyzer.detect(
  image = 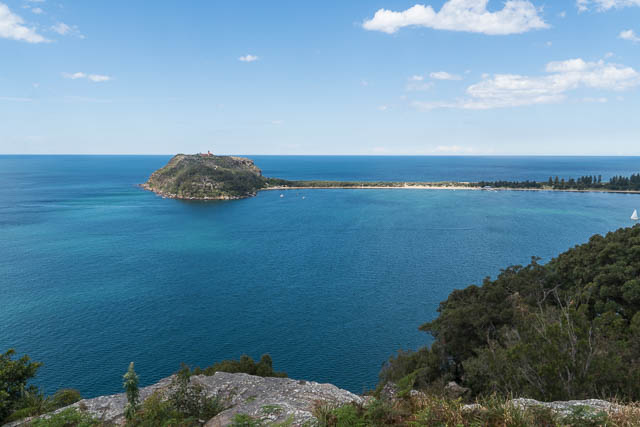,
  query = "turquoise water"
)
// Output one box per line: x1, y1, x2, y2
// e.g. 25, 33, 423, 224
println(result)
1, 155, 639, 397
